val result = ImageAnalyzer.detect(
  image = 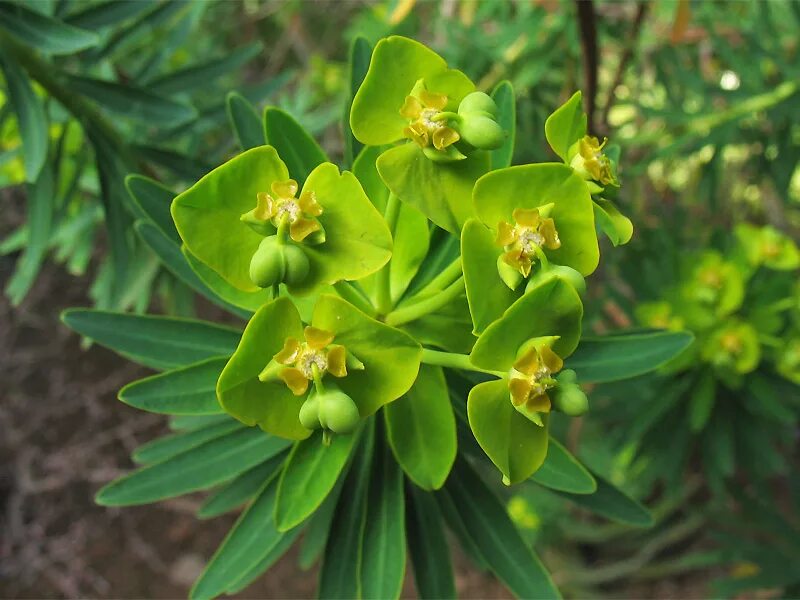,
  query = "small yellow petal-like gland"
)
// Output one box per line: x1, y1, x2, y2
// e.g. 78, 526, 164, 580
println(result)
495, 207, 561, 278
570, 135, 618, 187
242, 180, 324, 243
272, 326, 348, 396
400, 87, 460, 152
508, 343, 564, 416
